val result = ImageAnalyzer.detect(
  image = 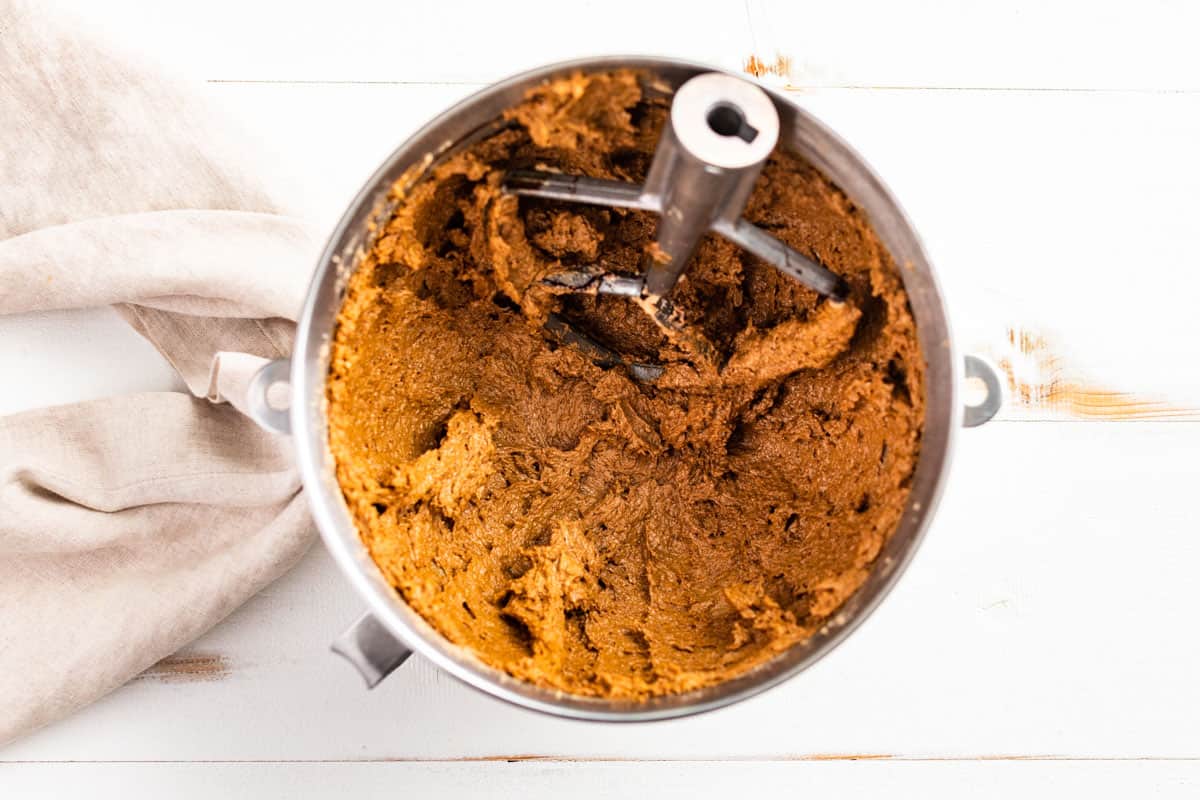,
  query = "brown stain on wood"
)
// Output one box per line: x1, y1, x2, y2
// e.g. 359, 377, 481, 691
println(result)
995, 326, 1195, 420
744, 53, 793, 79
136, 652, 231, 683
800, 753, 894, 761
